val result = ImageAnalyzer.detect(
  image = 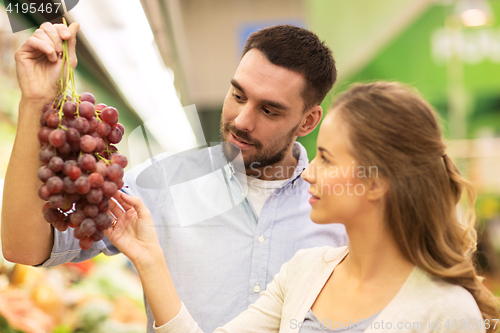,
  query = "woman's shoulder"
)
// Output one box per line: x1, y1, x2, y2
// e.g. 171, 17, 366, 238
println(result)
288, 246, 348, 267
407, 267, 483, 319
